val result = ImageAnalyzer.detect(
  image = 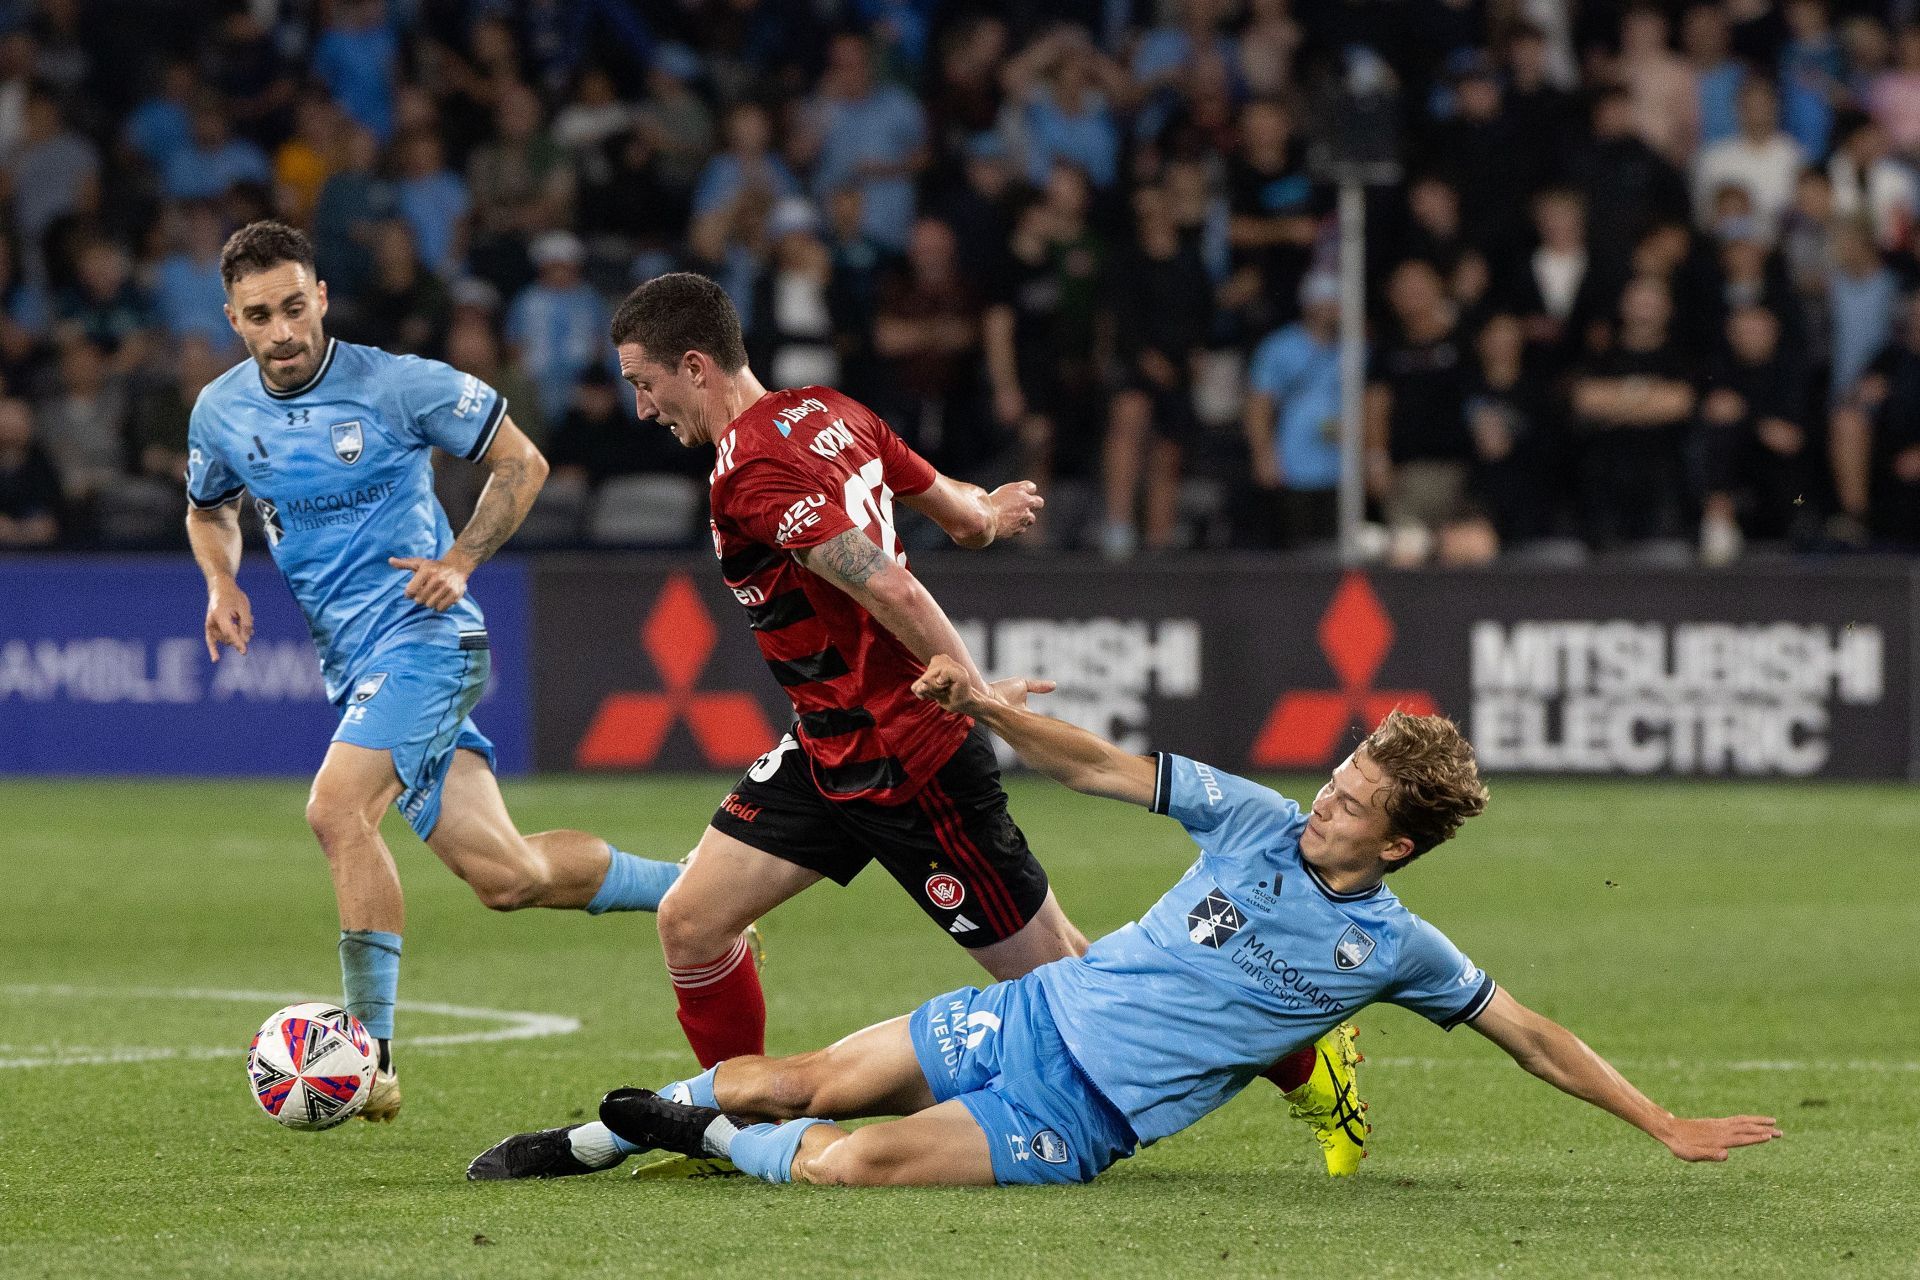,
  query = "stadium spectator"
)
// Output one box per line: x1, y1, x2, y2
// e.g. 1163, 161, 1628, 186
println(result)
691, 101, 800, 226
1569, 276, 1699, 551
928, 130, 1017, 285
393, 128, 470, 282
0, 33, 34, 161
632, 45, 715, 200
37, 335, 128, 510
273, 93, 344, 227
1239, 0, 1303, 99
1570, 86, 1690, 285
1620, 6, 1701, 169
311, 0, 399, 144
1465, 311, 1559, 549
128, 334, 220, 492
344, 220, 451, 357
547, 373, 695, 494
153, 202, 236, 355
506, 231, 608, 424
870, 216, 987, 478
162, 95, 270, 203
445, 304, 542, 445
1828, 218, 1899, 401
1501, 23, 1580, 191
1224, 98, 1320, 336
1102, 183, 1211, 559
1780, 0, 1845, 160
1366, 259, 1473, 565
310, 125, 396, 308
1001, 25, 1124, 191
1240, 271, 1343, 550
10, 86, 99, 282
468, 82, 575, 252
1869, 26, 1920, 156
0, 394, 61, 546
55, 237, 149, 370
1423, 51, 1522, 257
1685, 3, 1747, 149
122, 58, 198, 175
926, 14, 1008, 182
1698, 303, 1814, 563
800, 31, 928, 253
1508, 187, 1606, 366
1830, 290, 1920, 548
747, 199, 840, 393
1692, 80, 1805, 242
1827, 115, 1917, 250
